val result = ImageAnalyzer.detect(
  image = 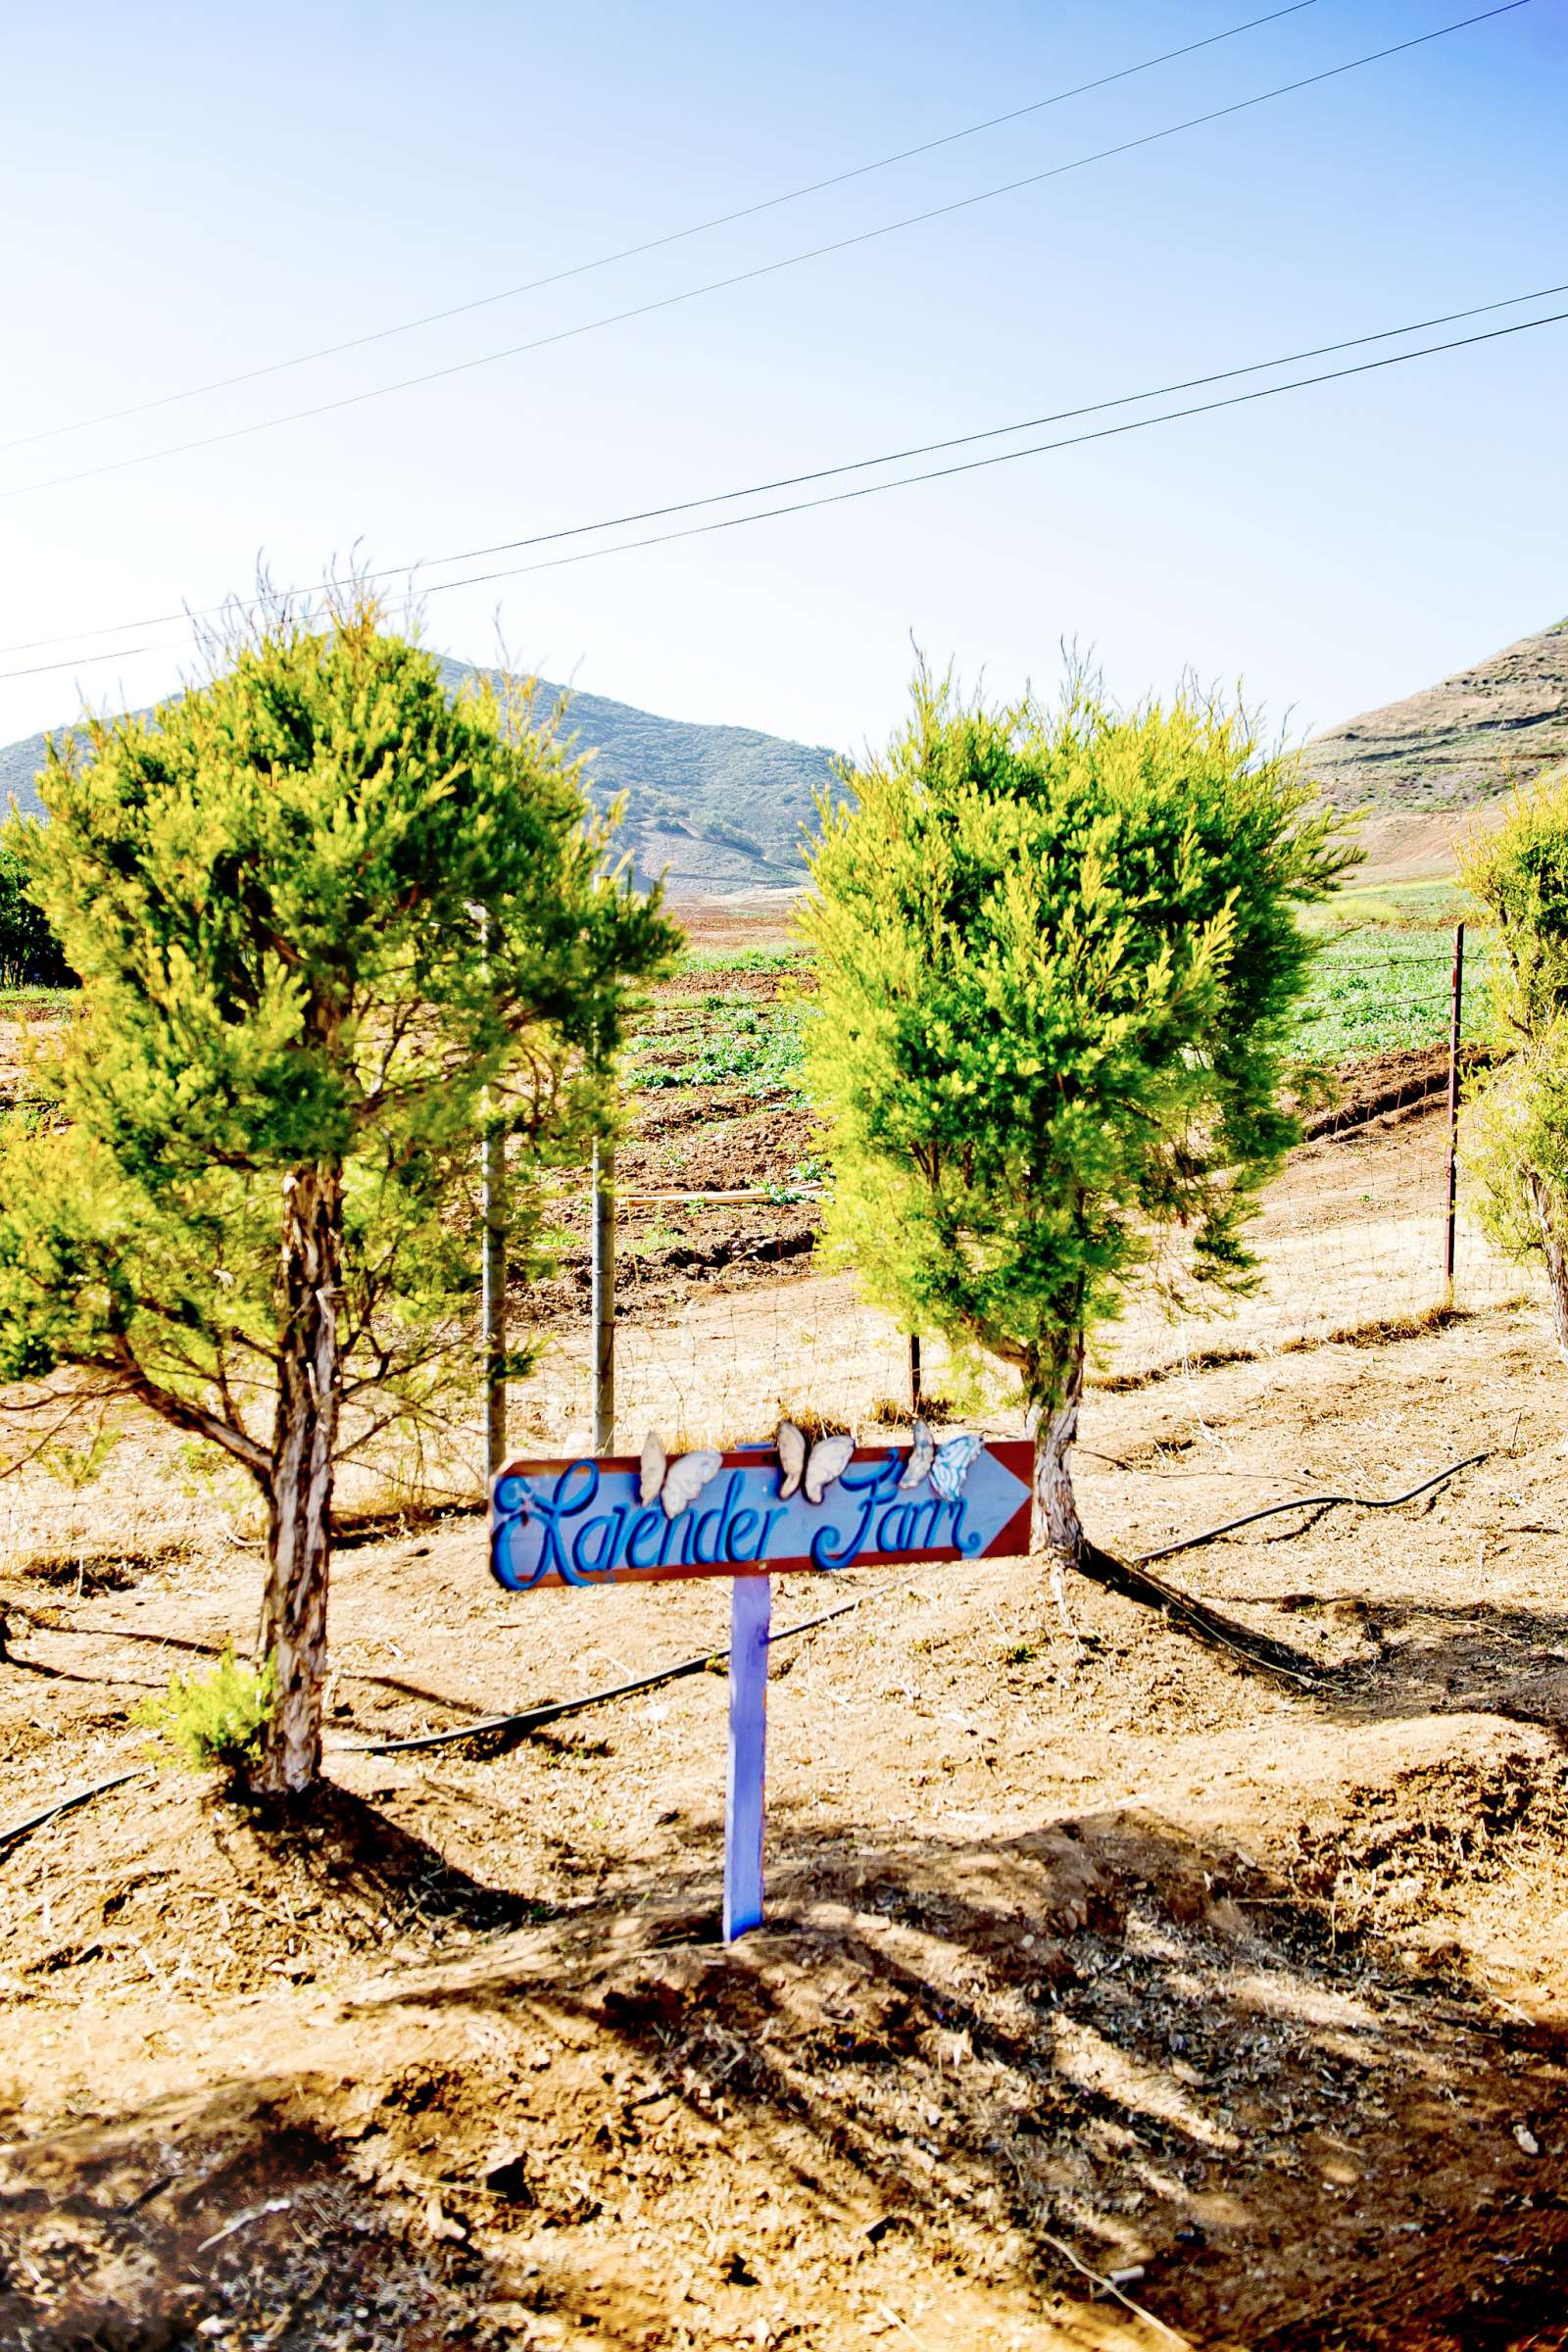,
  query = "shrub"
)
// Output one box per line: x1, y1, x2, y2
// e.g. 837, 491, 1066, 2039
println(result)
0, 594, 677, 1795
801, 662, 1353, 1663
134, 1646, 278, 1777
0, 829, 71, 989
1460, 768, 1568, 1363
